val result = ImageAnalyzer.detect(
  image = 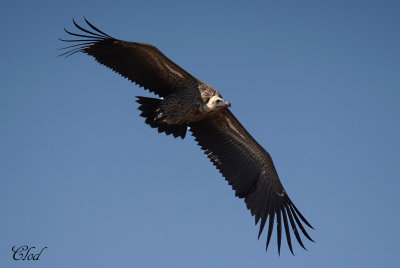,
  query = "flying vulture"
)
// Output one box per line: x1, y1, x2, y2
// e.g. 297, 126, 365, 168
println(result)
60, 19, 314, 254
